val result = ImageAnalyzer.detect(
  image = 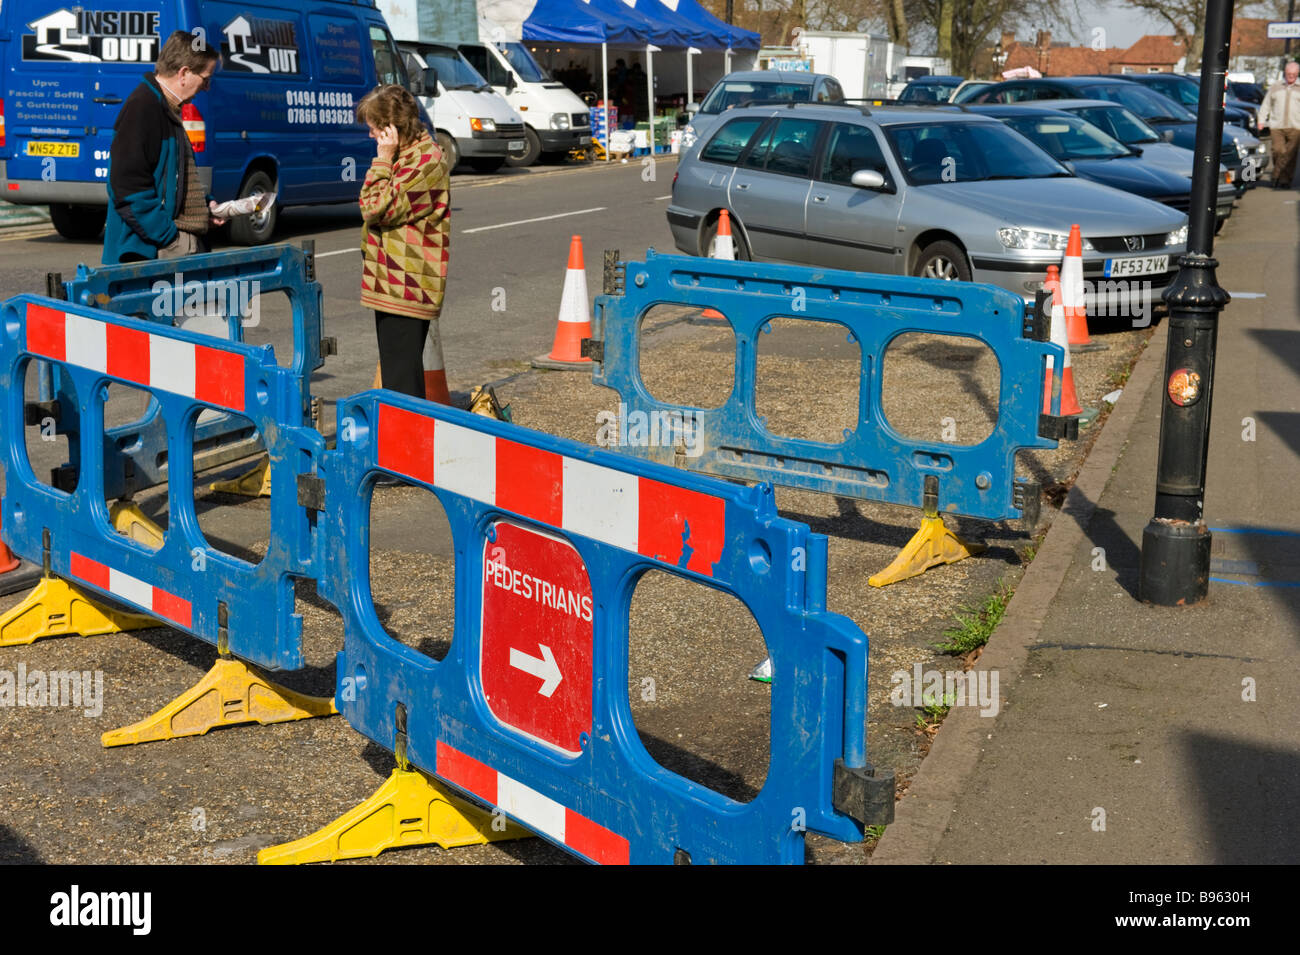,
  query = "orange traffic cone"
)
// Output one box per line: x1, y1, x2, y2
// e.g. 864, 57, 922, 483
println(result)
423, 320, 451, 404
1042, 278, 1083, 418
533, 235, 592, 370
0, 510, 41, 598
698, 209, 735, 323
1062, 224, 1105, 352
